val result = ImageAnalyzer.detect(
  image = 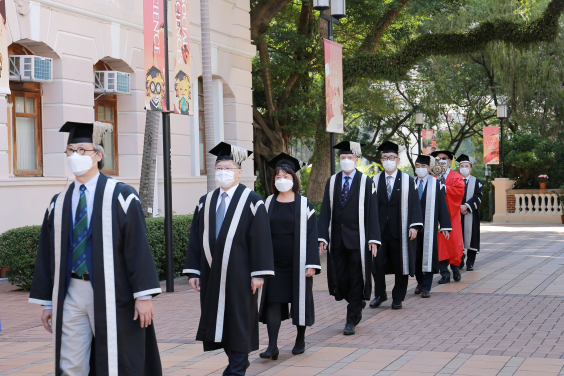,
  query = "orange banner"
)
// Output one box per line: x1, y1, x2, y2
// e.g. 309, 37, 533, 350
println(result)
324, 39, 343, 134
172, 0, 192, 115
422, 130, 436, 155
143, 0, 167, 112
483, 126, 500, 165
